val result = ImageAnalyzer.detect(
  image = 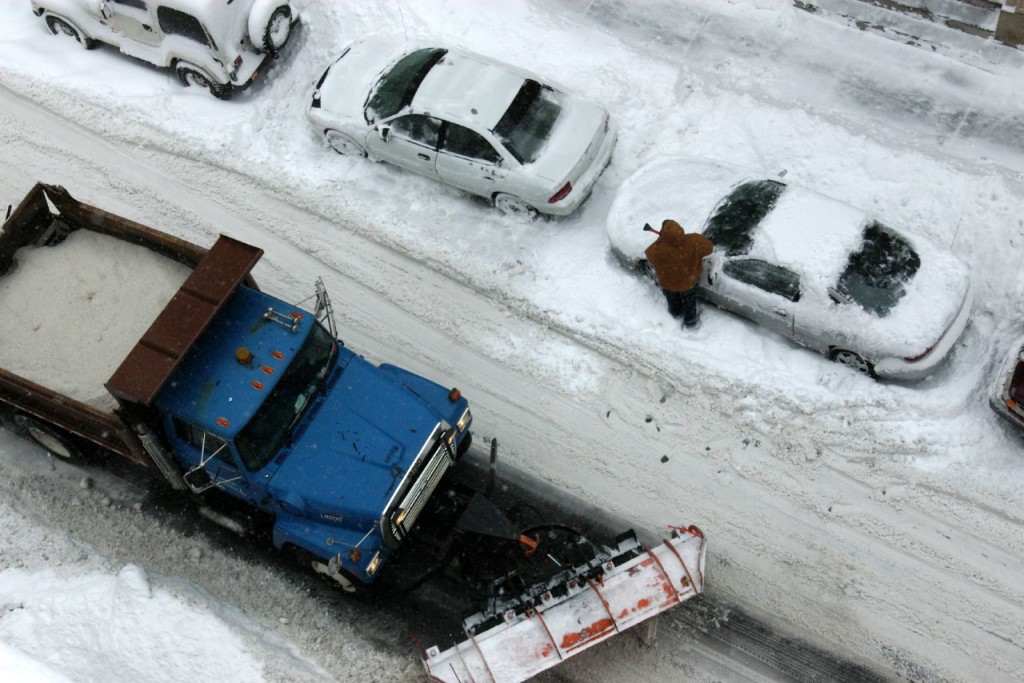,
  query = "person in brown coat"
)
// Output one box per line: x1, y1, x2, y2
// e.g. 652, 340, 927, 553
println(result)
644, 219, 714, 329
